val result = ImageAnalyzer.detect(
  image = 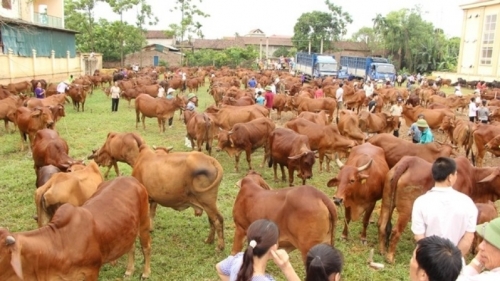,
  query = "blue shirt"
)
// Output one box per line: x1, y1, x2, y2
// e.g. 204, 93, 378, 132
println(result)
186, 101, 196, 111
166, 94, 173, 100
248, 79, 257, 88
218, 252, 275, 281
419, 128, 434, 144
256, 96, 265, 105
408, 123, 422, 142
